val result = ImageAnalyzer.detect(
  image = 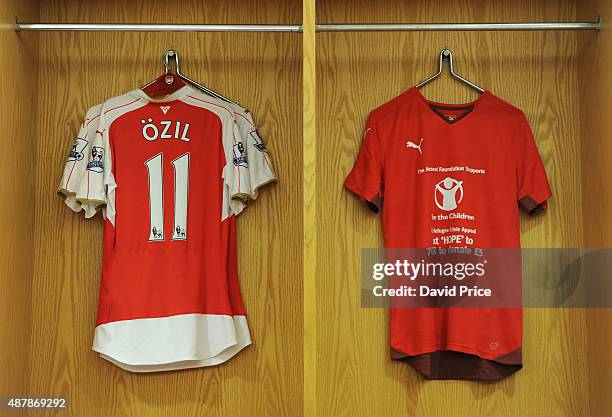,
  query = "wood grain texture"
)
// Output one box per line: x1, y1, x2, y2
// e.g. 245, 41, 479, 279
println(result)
0, 0, 39, 404
303, 1, 317, 417
29, 1, 302, 417
316, 0, 603, 416
576, 1, 612, 416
